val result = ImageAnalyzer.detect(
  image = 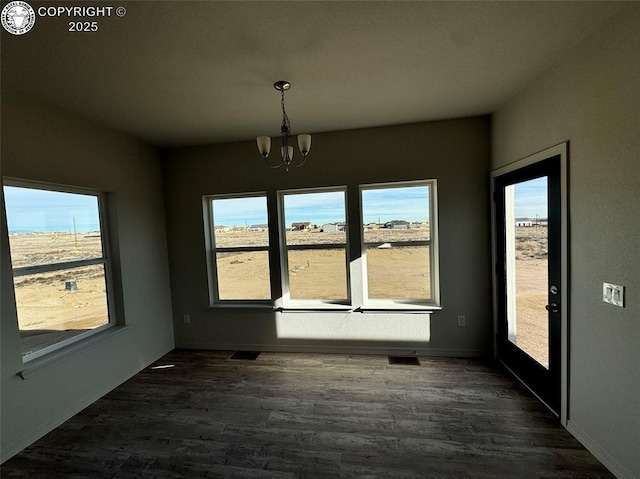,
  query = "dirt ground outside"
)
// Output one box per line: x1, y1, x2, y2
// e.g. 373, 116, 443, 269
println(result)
513, 227, 549, 367
9, 225, 548, 363
9, 232, 108, 356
